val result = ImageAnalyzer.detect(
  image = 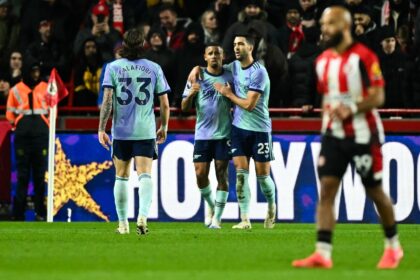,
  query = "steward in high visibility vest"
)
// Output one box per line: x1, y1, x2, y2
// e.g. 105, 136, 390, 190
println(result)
6, 63, 49, 221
